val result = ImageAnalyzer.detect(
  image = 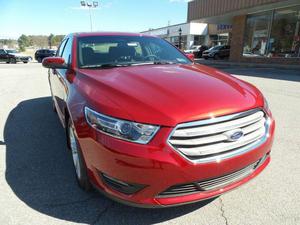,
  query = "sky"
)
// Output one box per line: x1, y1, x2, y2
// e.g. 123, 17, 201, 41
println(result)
0, 0, 190, 39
